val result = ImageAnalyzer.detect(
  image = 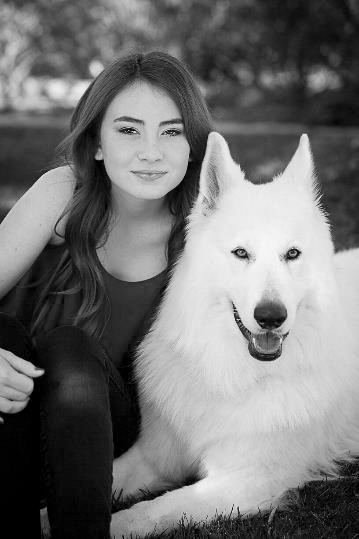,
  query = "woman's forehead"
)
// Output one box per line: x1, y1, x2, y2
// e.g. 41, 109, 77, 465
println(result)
105, 81, 182, 122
